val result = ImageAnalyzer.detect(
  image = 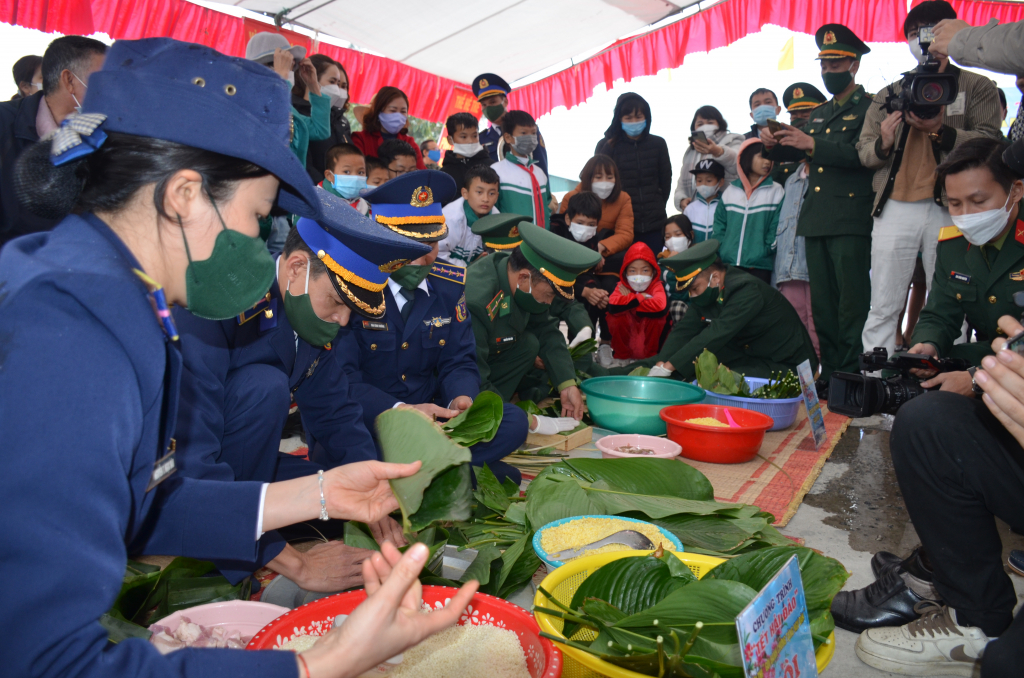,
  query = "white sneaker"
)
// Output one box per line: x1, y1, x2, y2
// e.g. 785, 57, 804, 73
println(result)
855, 602, 988, 676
